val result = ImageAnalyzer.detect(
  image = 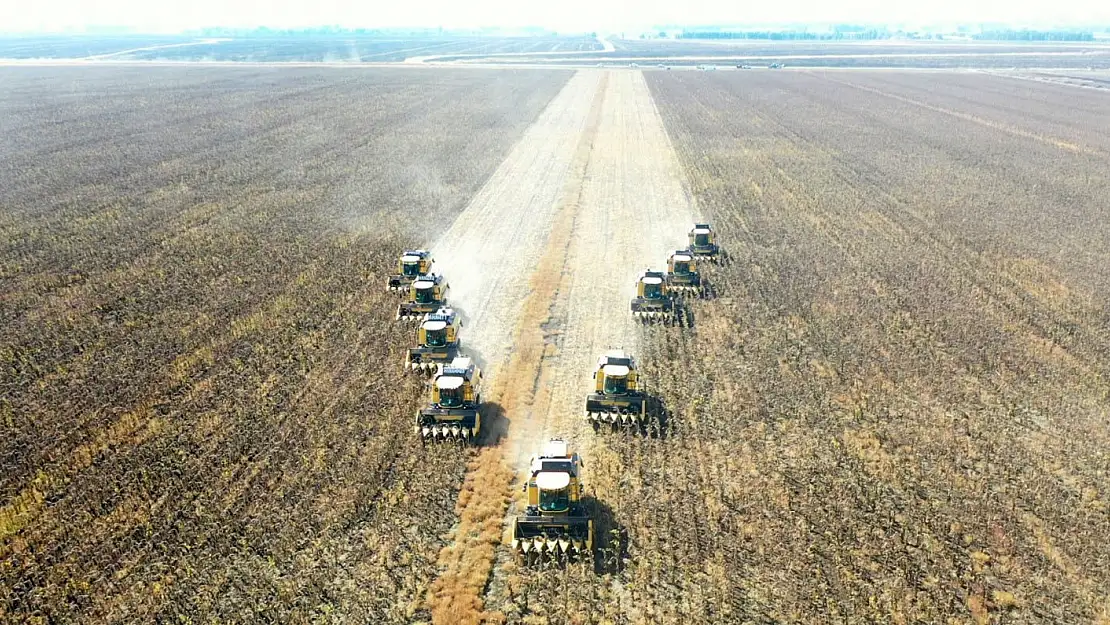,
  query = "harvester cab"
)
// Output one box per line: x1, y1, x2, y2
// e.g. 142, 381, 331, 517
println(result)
405, 307, 461, 373
511, 438, 594, 561
585, 349, 648, 428
397, 273, 448, 321
387, 249, 433, 292
665, 250, 703, 295
416, 357, 481, 442
630, 270, 675, 323
687, 223, 721, 261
